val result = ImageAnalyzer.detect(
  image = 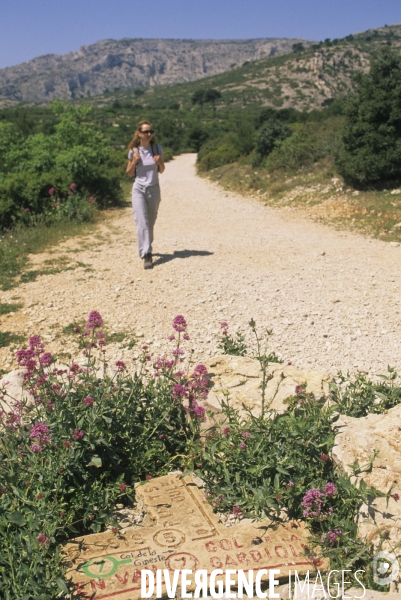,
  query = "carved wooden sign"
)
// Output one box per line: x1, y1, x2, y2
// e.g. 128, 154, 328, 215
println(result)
64, 474, 313, 599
